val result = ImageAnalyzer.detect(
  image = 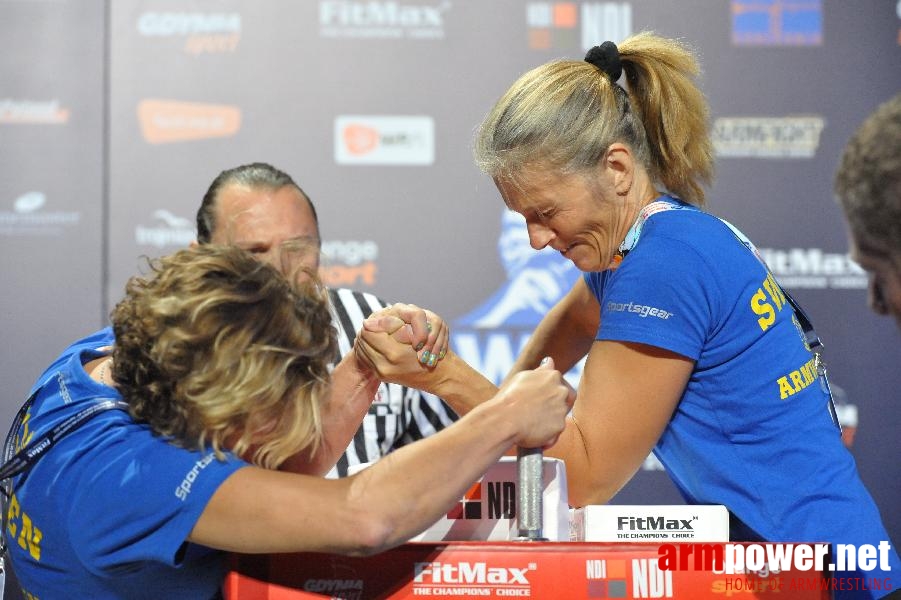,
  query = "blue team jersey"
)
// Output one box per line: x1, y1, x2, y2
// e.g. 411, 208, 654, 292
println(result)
584, 198, 898, 598
5, 328, 248, 599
